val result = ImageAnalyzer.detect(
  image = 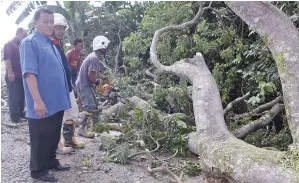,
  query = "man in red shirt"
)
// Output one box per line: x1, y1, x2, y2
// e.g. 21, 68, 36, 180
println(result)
3, 28, 27, 123
66, 39, 83, 90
